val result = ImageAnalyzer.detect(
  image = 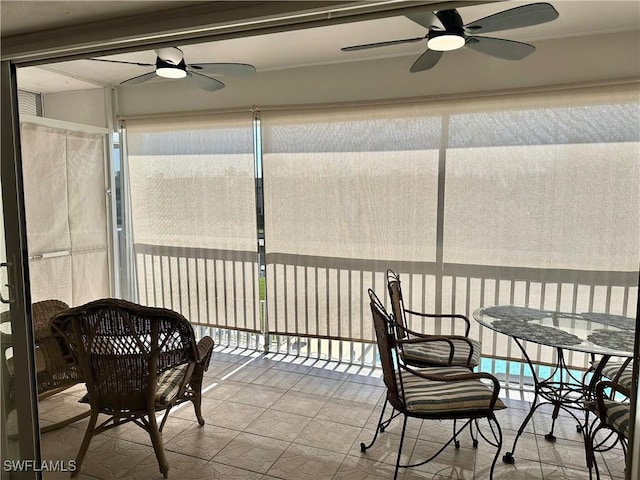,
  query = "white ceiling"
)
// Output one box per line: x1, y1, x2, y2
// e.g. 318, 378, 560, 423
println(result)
0, 1, 210, 37
5, 1, 640, 94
